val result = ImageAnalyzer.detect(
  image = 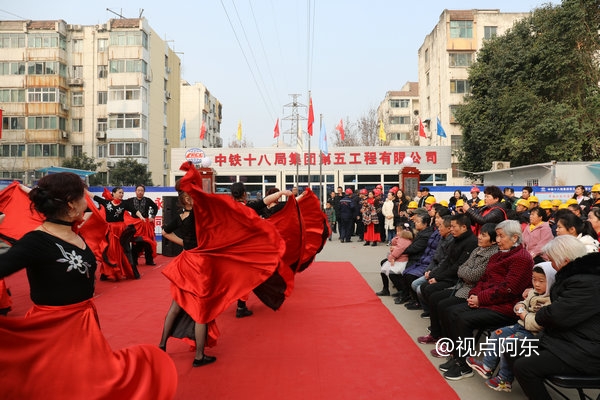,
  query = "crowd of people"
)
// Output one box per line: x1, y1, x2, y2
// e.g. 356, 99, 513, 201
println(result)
328, 183, 600, 399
